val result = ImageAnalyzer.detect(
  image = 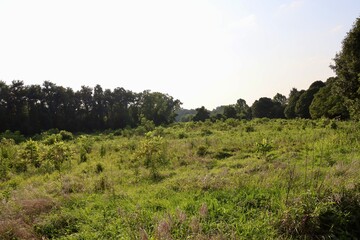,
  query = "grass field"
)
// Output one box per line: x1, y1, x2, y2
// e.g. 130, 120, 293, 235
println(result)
1, 119, 359, 239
